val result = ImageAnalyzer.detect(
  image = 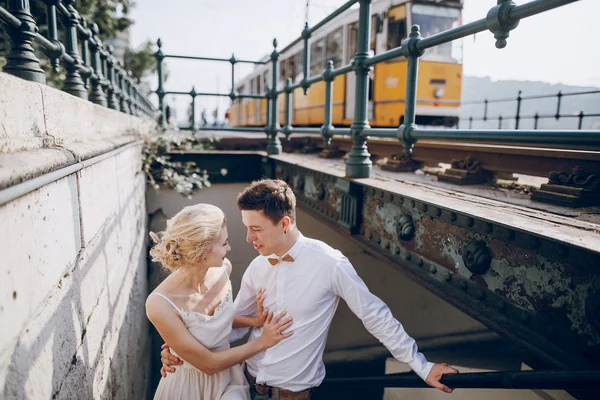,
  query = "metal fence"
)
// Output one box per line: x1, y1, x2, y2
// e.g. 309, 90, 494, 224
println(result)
155, 0, 599, 179
459, 89, 600, 130
0, 0, 155, 117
